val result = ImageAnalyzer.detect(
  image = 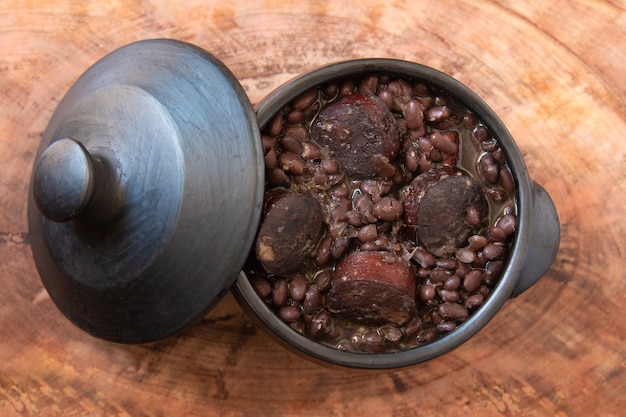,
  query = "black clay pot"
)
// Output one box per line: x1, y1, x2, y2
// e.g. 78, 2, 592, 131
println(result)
232, 59, 560, 370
